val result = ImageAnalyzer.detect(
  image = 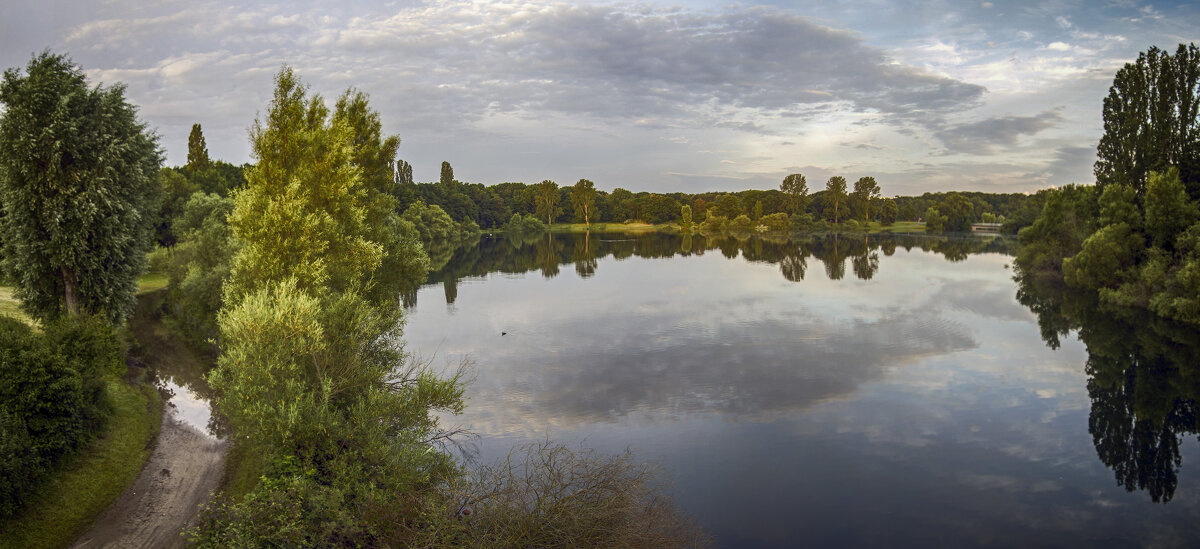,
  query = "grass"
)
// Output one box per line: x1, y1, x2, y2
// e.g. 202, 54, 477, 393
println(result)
138, 272, 169, 294
548, 222, 668, 233
0, 377, 162, 549
0, 286, 32, 326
